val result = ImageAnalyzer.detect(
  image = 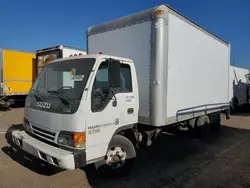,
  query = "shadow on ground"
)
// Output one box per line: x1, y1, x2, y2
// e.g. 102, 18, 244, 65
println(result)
232, 104, 250, 117
0, 107, 10, 111
83, 125, 250, 188
1, 124, 62, 176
